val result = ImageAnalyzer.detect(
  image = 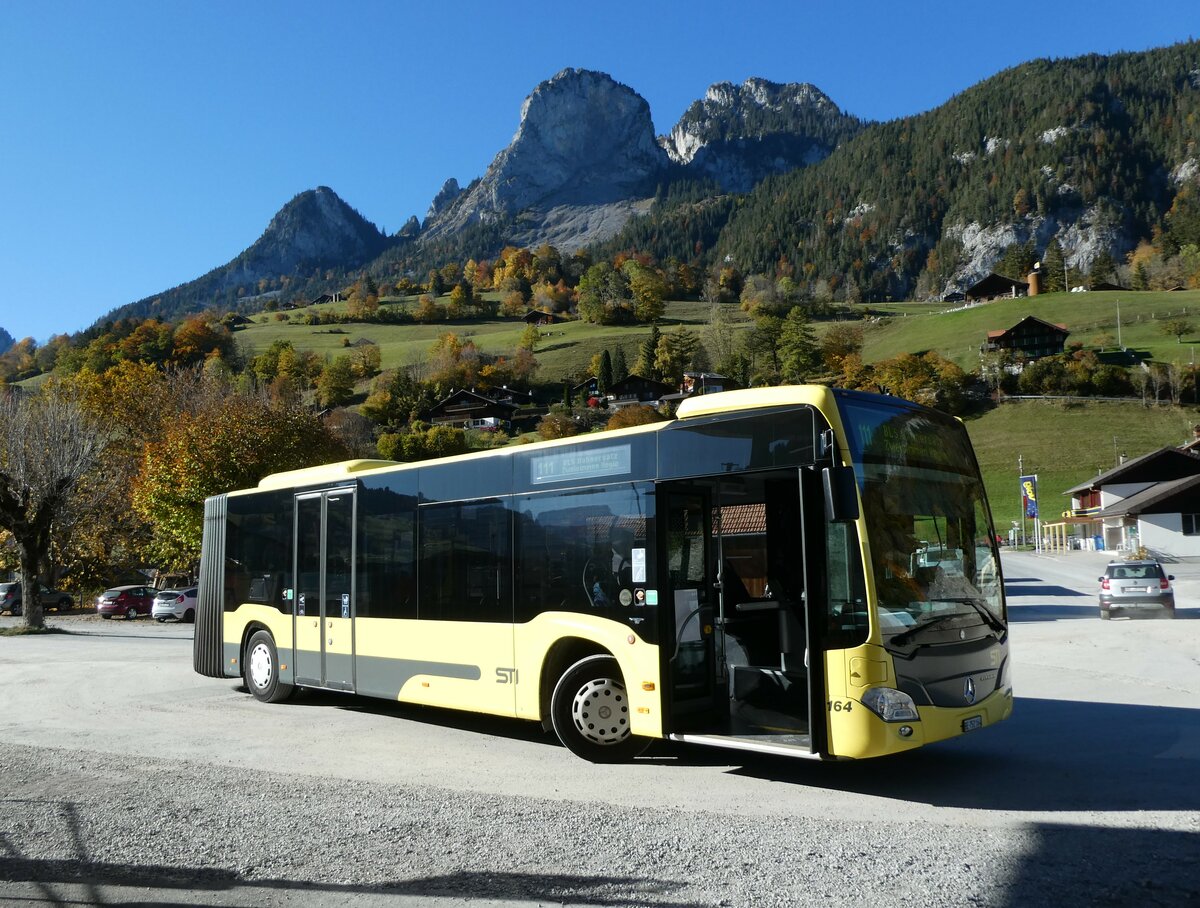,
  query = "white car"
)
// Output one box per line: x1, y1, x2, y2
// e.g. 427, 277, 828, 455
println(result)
152, 588, 198, 623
